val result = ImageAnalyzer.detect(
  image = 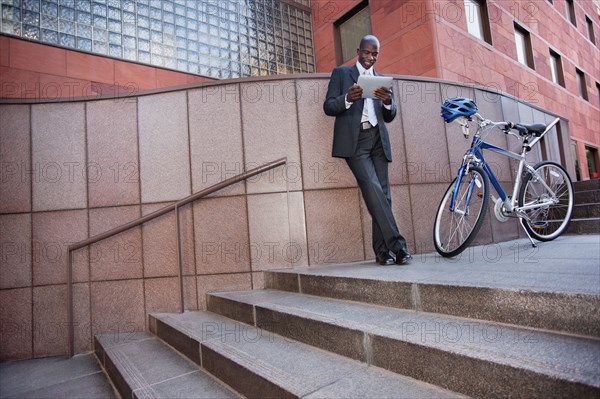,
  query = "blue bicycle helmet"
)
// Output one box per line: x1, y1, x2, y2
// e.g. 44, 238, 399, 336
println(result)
440, 97, 478, 123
